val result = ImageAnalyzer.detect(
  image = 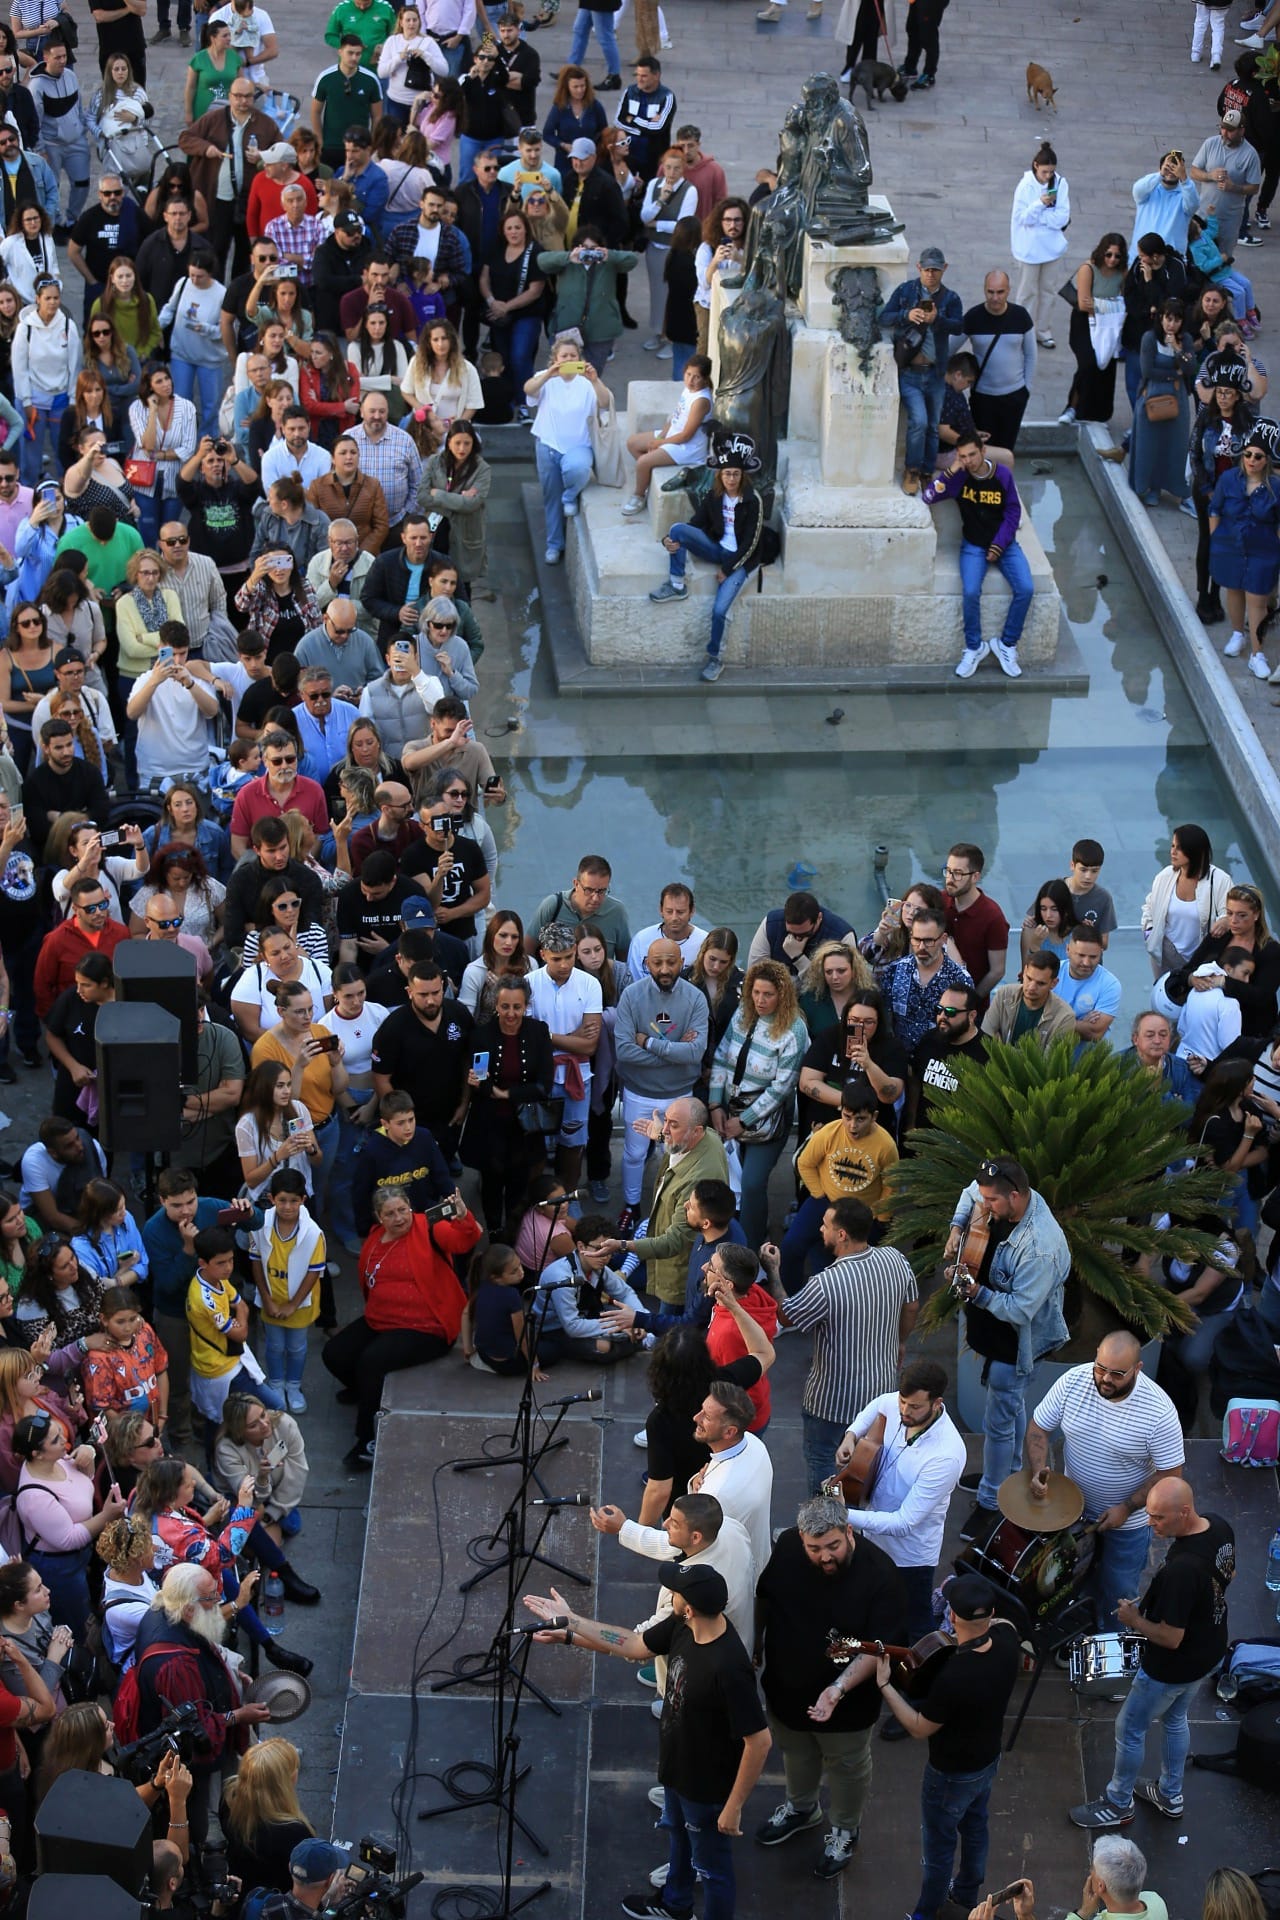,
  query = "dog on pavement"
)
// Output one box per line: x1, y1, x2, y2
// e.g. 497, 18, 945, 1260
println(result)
1026, 61, 1057, 110
852, 58, 909, 108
